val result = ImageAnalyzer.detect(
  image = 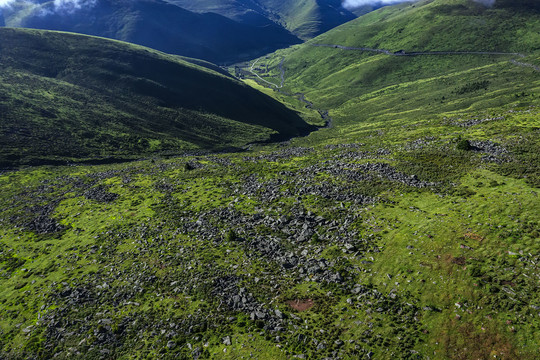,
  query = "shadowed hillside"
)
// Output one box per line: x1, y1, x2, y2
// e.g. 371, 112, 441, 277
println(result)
166, 0, 357, 39
0, 28, 315, 167
0, 0, 301, 64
